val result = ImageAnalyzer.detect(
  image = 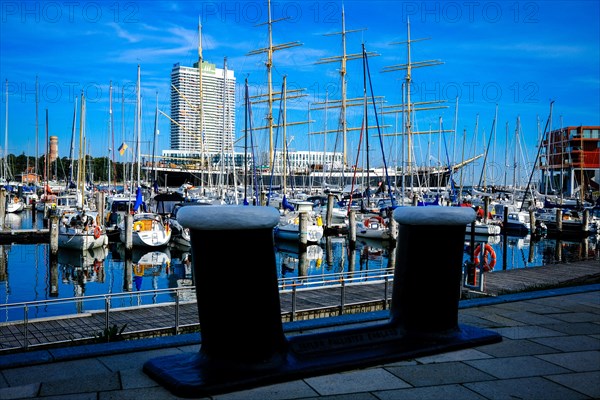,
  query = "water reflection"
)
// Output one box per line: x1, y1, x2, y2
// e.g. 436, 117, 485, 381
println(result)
275, 240, 324, 279
58, 246, 108, 298
275, 236, 397, 286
